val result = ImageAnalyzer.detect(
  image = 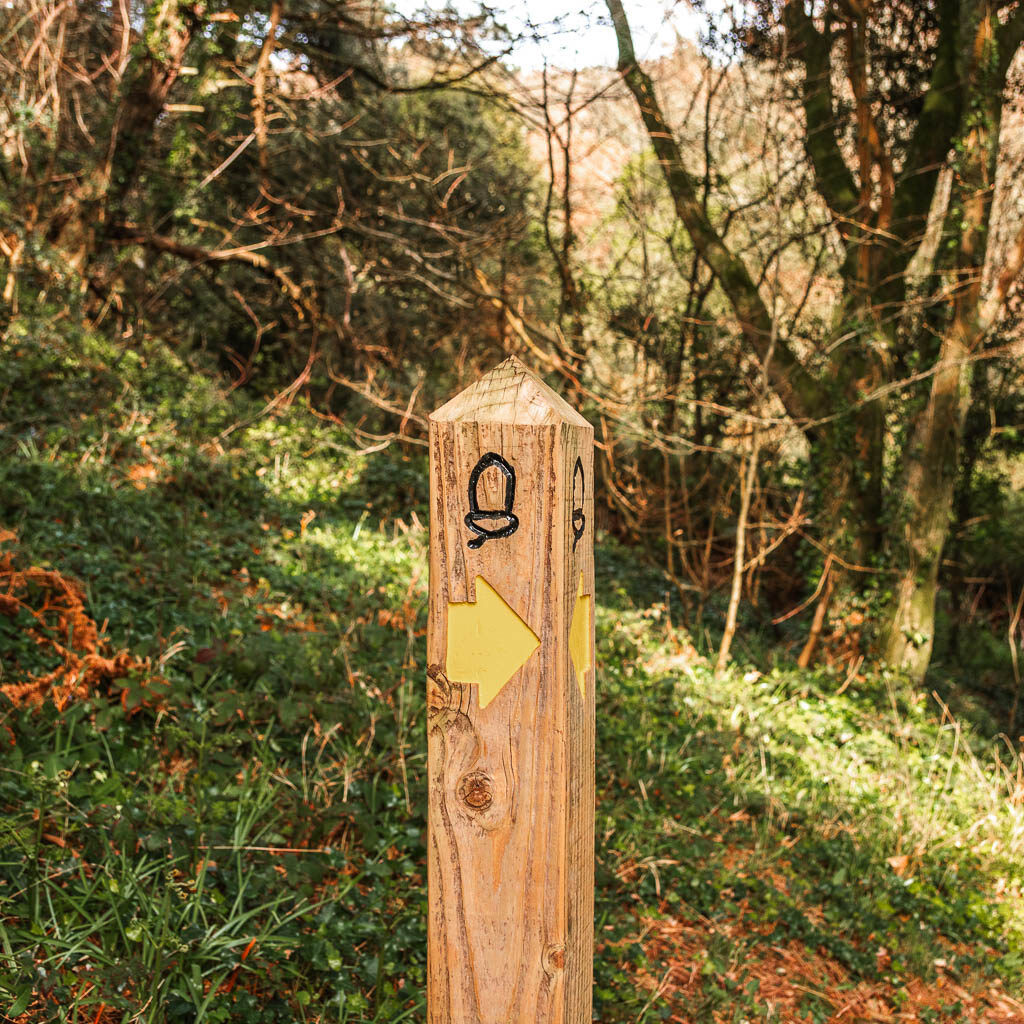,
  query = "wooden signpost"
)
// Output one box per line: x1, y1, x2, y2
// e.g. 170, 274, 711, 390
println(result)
427, 357, 596, 1023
